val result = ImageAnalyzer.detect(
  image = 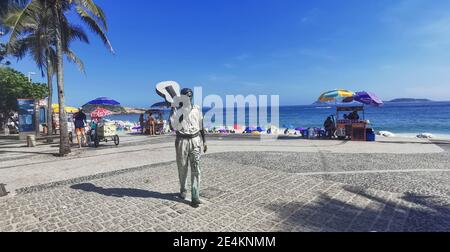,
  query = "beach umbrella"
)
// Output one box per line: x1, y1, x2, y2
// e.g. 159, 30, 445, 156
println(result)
90, 108, 113, 118
83, 97, 125, 113
244, 127, 257, 133
234, 124, 245, 131
52, 104, 79, 113
318, 89, 355, 103
86, 97, 120, 106
348, 91, 384, 107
